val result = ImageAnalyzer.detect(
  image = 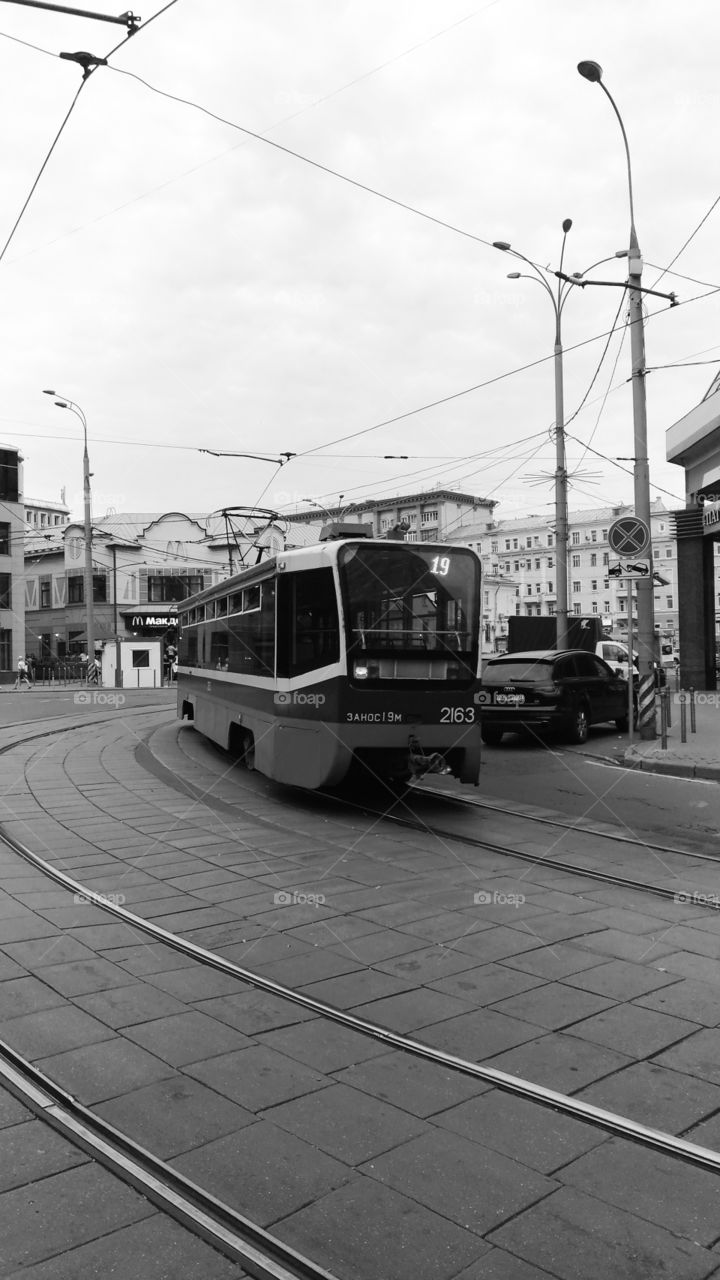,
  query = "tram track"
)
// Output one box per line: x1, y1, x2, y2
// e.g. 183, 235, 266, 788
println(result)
0, 1039, 339, 1280
4, 705, 720, 1275
4, 820, 720, 1180
412, 783, 720, 864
